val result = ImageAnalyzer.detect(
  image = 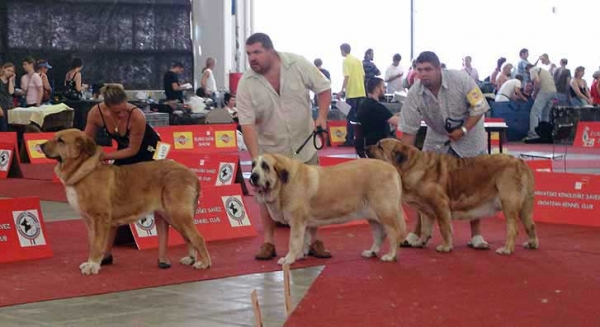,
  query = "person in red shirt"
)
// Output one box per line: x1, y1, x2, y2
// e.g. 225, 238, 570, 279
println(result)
591, 71, 600, 105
